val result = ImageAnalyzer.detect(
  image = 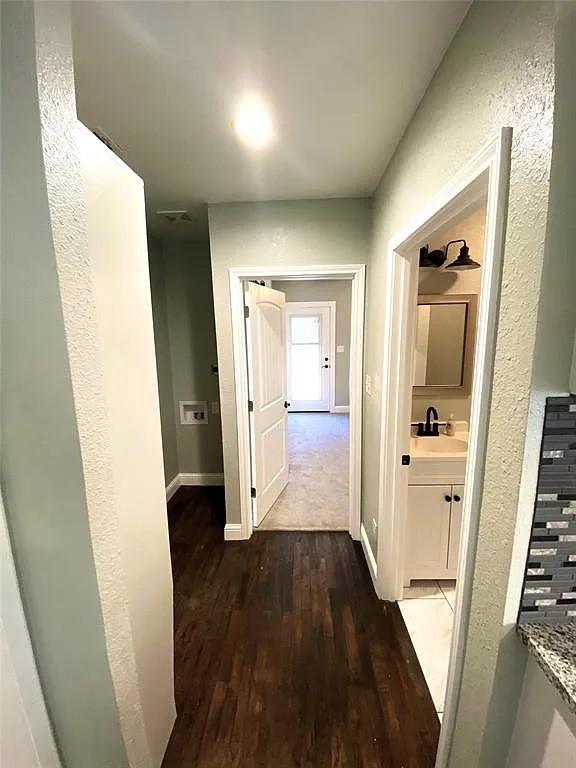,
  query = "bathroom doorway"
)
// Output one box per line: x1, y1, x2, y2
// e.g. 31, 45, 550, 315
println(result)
376, 129, 512, 765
